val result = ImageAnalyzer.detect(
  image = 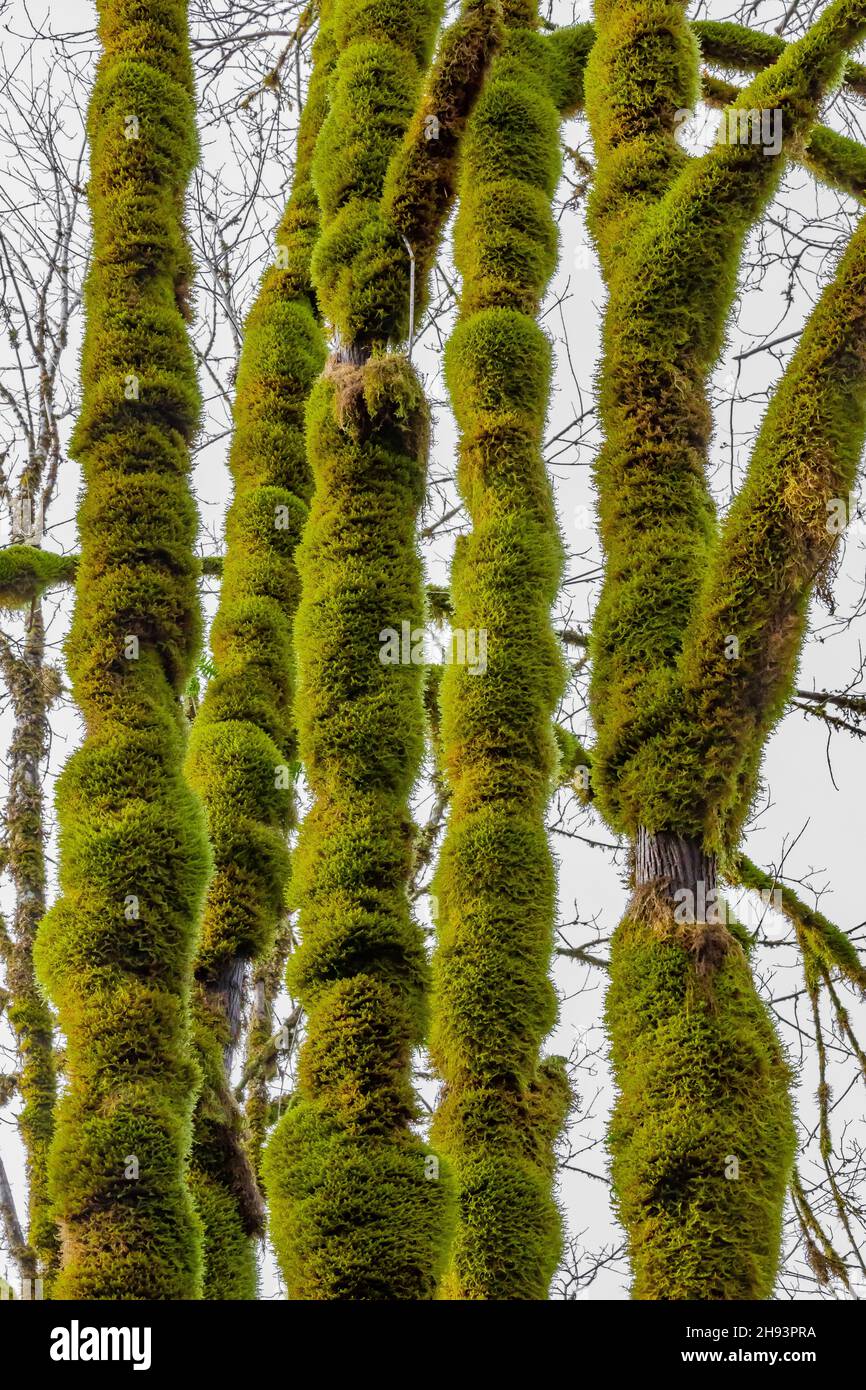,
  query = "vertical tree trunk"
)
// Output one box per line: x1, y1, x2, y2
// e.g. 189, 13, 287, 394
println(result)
607, 834, 795, 1298
183, 4, 333, 1297
429, 1, 571, 1299
33, 0, 211, 1298
0, 601, 58, 1286
263, 0, 457, 1299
